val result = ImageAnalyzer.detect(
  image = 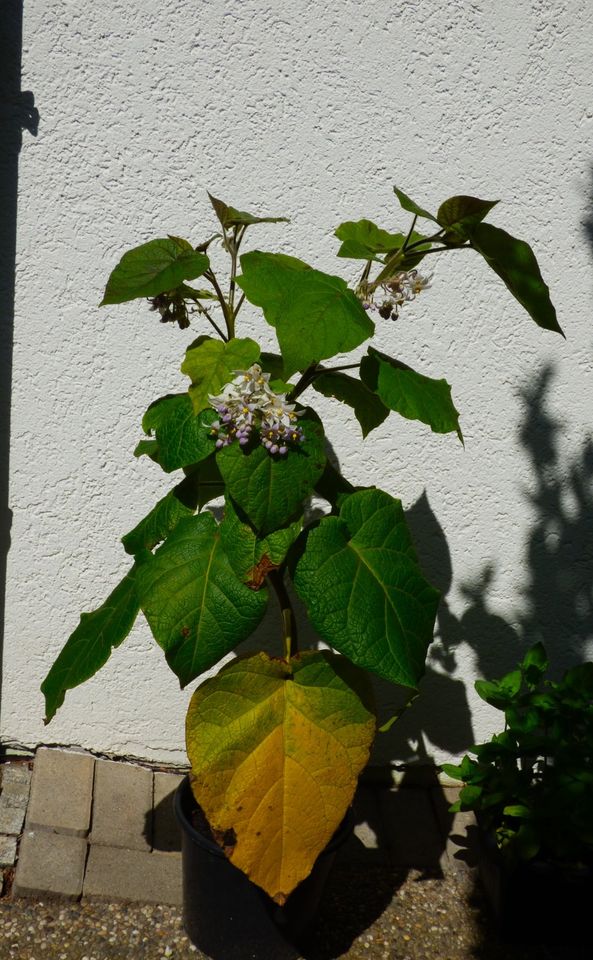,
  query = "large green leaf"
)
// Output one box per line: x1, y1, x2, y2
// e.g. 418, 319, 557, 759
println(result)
181, 336, 261, 413
122, 488, 196, 556
219, 498, 302, 587
437, 195, 498, 238
41, 566, 141, 722
312, 370, 389, 437
186, 650, 375, 903
181, 454, 225, 509
237, 252, 374, 376
334, 220, 407, 261
360, 348, 462, 440
393, 186, 439, 224
141, 394, 217, 473
292, 488, 440, 687
100, 237, 209, 306
216, 411, 326, 535
468, 222, 563, 335
136, 513, 267, 686
121, 461, 223, 557
208, 193, 289, 229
